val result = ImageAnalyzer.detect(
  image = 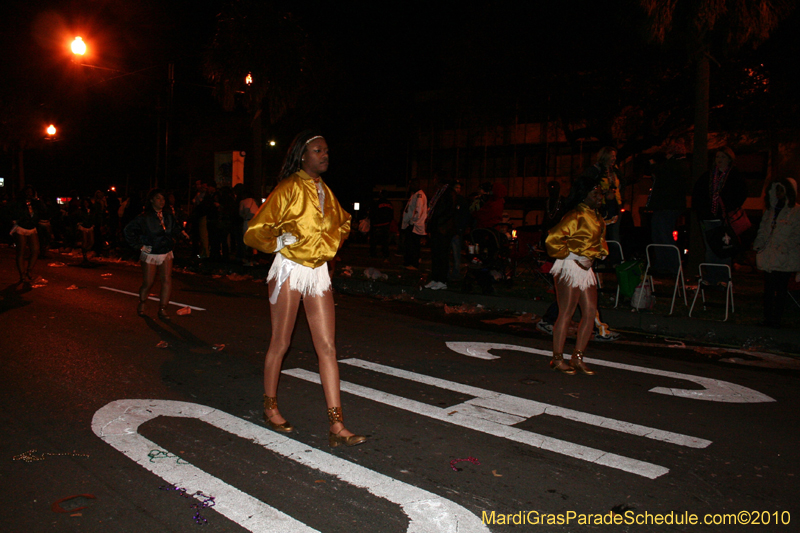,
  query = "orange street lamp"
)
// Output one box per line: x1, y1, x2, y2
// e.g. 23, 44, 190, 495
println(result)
47, 124, 57, 137
71, 36, 87, 56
